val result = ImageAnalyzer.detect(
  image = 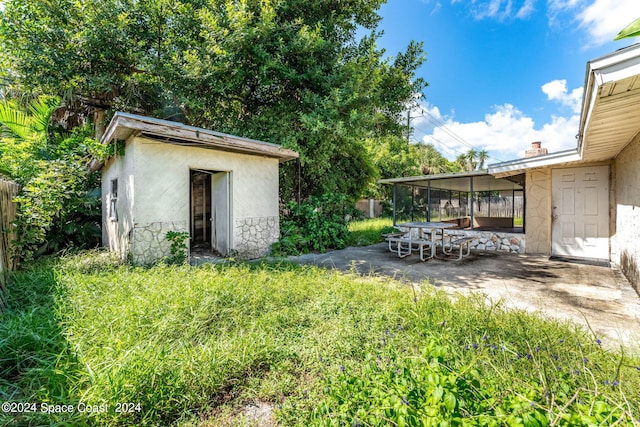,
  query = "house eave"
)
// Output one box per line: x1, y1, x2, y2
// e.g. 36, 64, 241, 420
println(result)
578, 43, 640, 163
488, 149, 582, 177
